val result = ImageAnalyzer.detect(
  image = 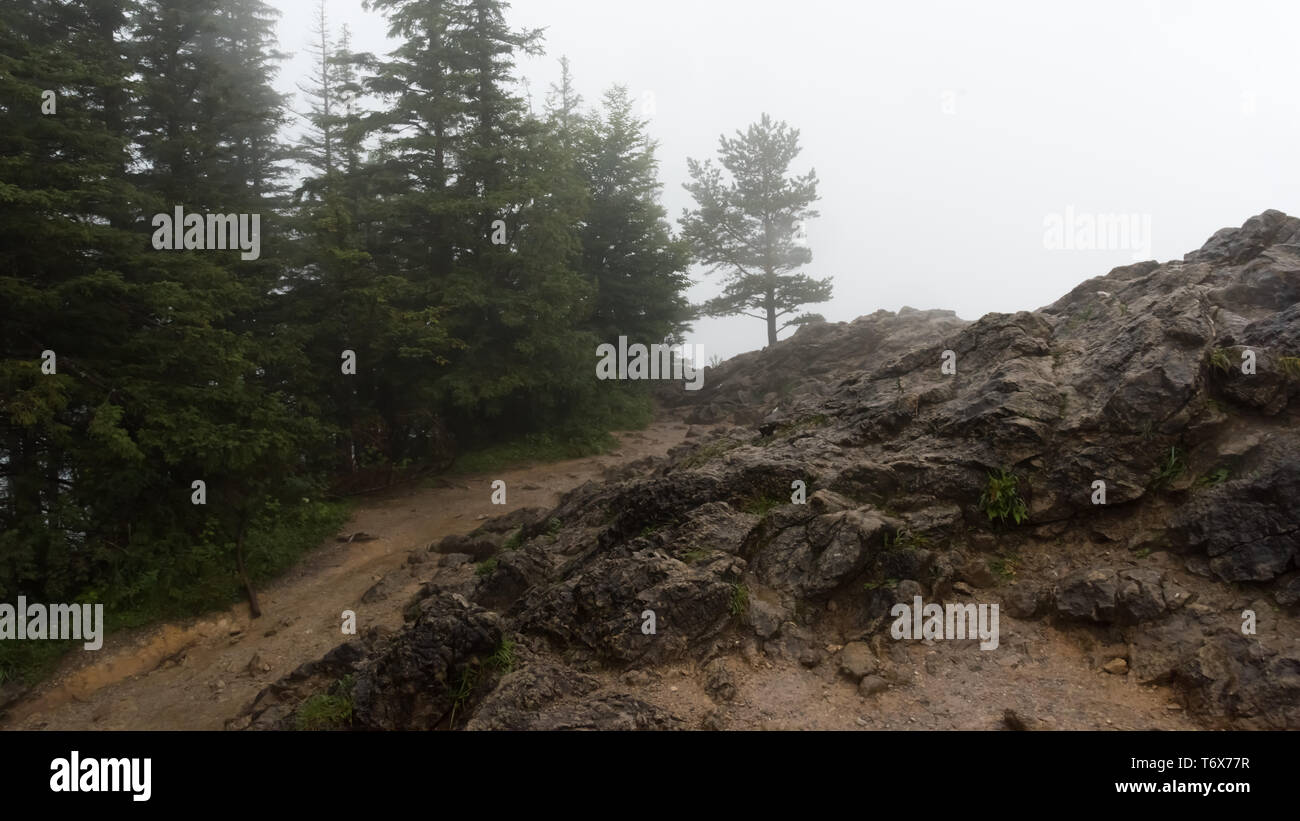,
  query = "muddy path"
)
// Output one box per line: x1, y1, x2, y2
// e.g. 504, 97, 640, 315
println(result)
2, 420, 699, 731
